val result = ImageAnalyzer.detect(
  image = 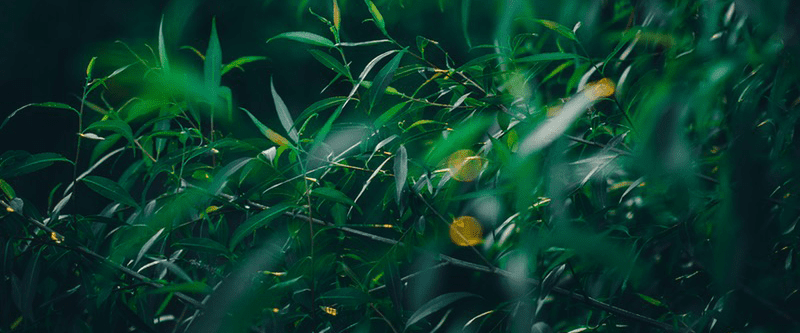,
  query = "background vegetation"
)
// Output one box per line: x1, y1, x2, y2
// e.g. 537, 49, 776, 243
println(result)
2, 0, 799, 332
